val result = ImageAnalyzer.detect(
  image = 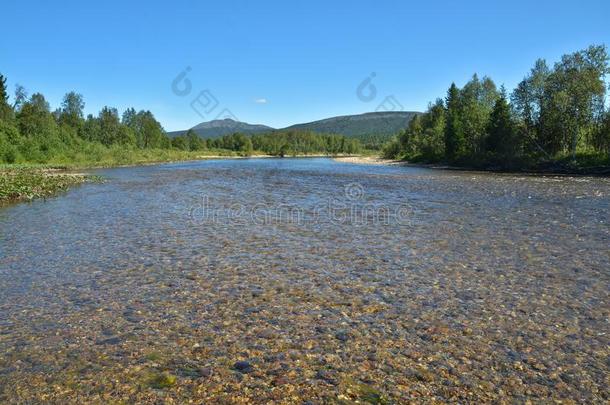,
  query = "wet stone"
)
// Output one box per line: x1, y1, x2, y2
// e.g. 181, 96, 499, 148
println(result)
0, 159, 608, 403
335, 330, 351, 342
316, 369, 339, 385
272, 376, 290, 386
95, 336, 121, 345
233, 360, 254, 374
